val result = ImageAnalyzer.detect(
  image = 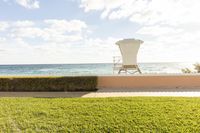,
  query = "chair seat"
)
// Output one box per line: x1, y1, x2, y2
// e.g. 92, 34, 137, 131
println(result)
123, 65, 137, 69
